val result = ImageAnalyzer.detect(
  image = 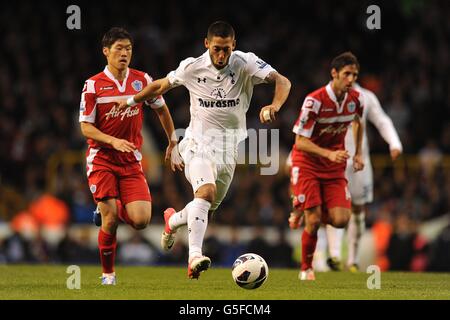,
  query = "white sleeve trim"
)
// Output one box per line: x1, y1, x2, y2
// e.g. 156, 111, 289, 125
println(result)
79, 79, 96, 123
292, 124, 314, 138
144, 73, 153, 85
292, 97, 321, 138
167, 70, 177, 85
79, 105, 97, 123
85, 80, 96, 93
